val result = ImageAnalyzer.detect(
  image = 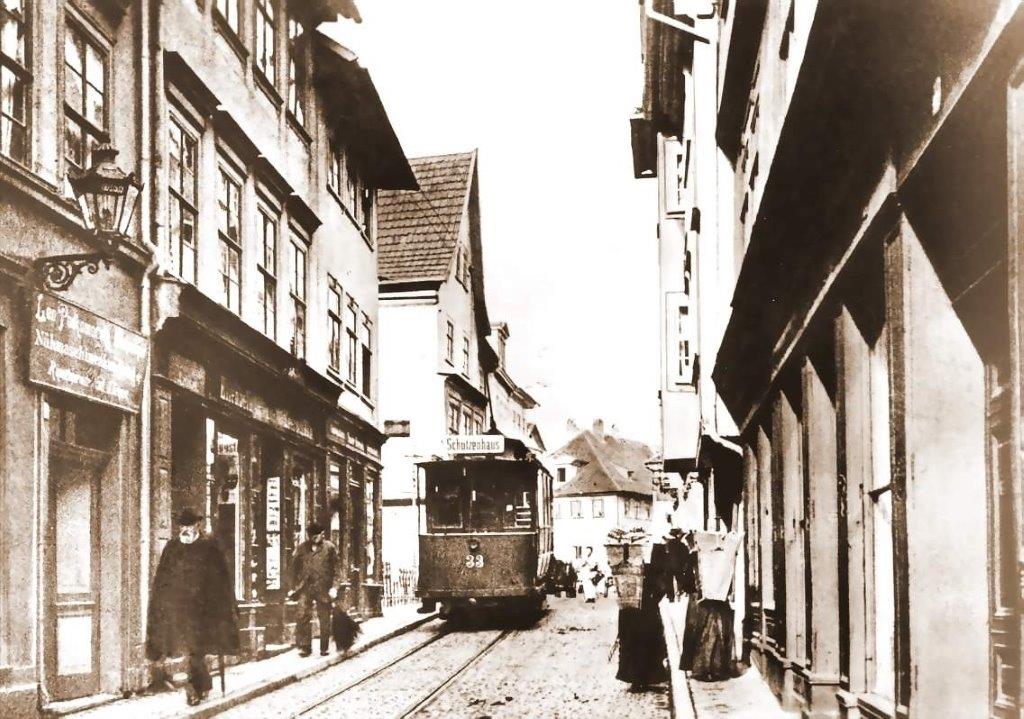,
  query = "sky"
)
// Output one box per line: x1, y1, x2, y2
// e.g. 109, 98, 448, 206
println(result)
327, 1, 661, 451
